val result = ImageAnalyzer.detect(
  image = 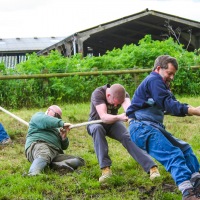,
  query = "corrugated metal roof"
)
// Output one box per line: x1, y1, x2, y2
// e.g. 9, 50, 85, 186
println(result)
0, 37, 65, 52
